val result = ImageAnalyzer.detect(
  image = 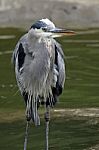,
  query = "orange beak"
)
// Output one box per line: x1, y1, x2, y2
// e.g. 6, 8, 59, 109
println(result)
50, 28, 76, 37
